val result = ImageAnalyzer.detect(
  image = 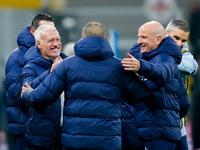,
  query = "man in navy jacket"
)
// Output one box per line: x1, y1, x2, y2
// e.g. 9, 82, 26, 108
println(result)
21, 21, 151, 150
165, 19, 198, 150
5, 13, 54, 150
21, 25, 66, 150
122, 21, 182, 150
